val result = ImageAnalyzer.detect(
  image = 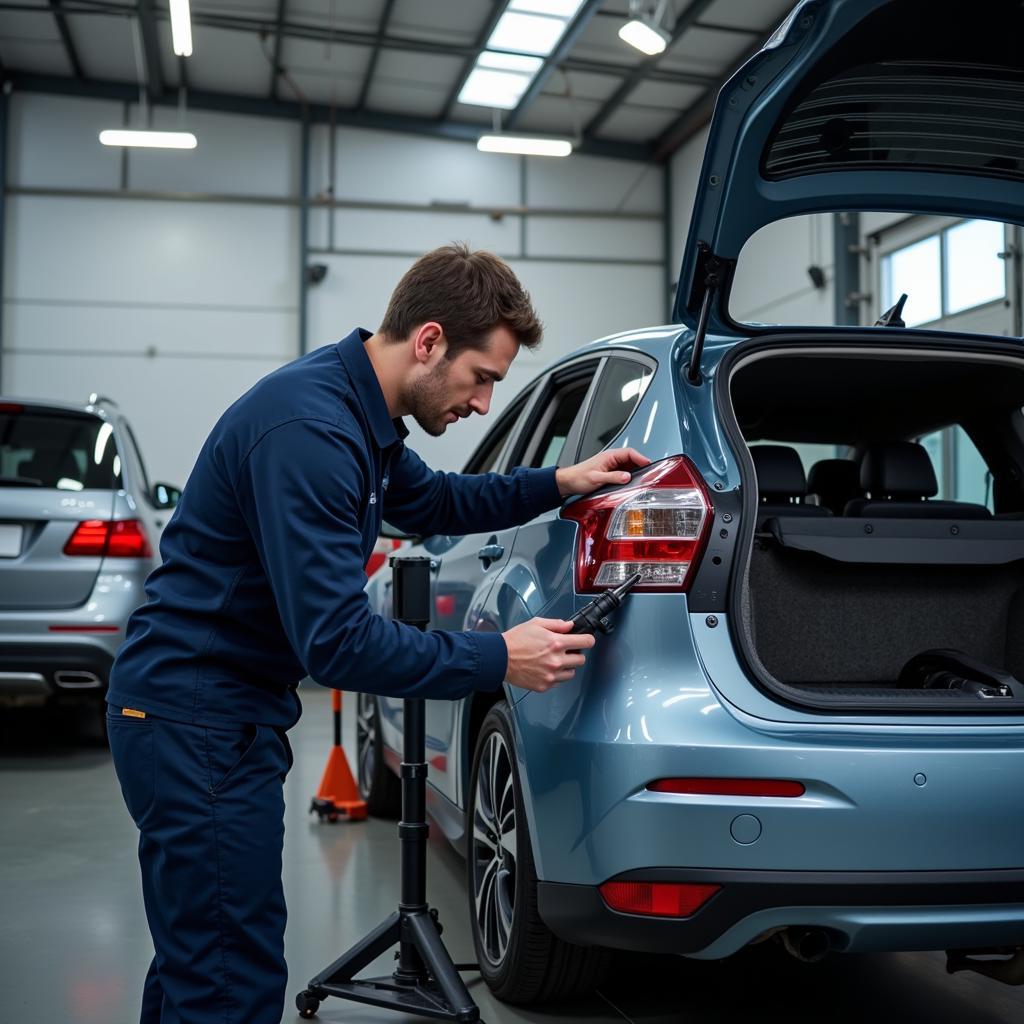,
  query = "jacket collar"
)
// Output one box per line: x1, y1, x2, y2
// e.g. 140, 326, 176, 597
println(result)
336, 328, 409, 448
